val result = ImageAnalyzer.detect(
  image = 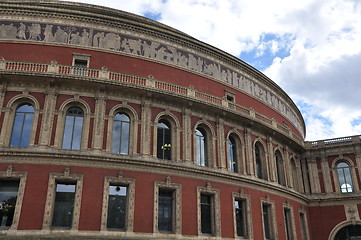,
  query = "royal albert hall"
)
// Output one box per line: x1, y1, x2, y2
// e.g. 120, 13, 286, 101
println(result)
0, 1, 360, 240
